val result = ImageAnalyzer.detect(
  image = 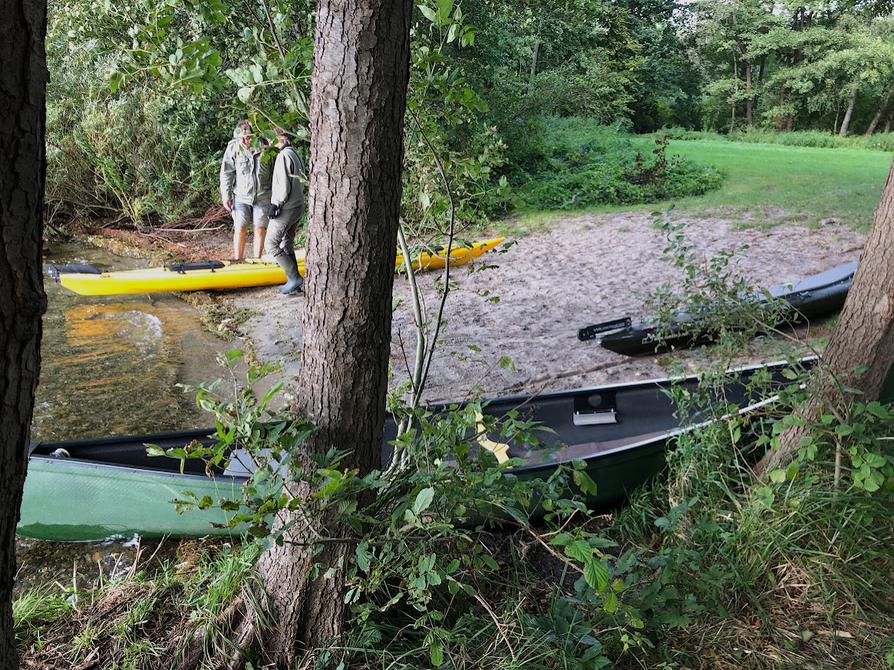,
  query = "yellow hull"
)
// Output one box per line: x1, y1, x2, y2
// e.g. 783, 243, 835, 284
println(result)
58, 238, 504, 296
